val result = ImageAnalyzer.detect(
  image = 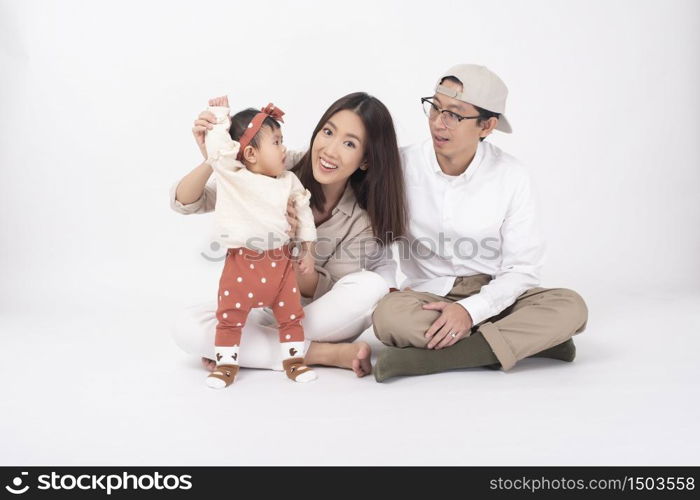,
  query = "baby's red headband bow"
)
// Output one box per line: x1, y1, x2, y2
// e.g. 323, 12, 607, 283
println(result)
236, 103, 285, 162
